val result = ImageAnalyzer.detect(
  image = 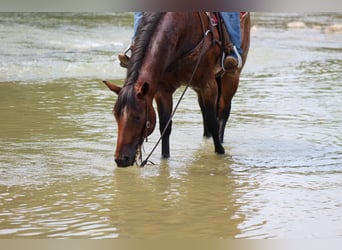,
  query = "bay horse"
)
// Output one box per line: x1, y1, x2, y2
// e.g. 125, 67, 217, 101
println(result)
104, 12, 250, 167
